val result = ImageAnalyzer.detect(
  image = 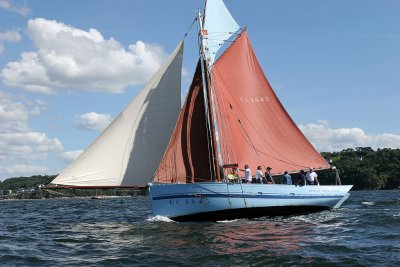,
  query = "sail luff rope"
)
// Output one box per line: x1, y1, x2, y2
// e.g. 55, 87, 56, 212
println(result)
207, 76, 224, 165
203, 36, 243, 181
205, 29, 246, 168
204, 67, 221, 182
210, 72, 238, 167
